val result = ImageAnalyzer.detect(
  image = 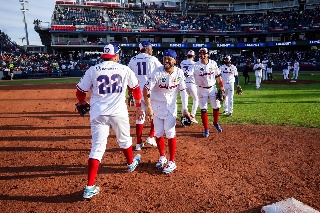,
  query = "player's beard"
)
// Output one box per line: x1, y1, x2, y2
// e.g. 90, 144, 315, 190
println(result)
164, 61, 175, 73
200, 56, 209, 65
